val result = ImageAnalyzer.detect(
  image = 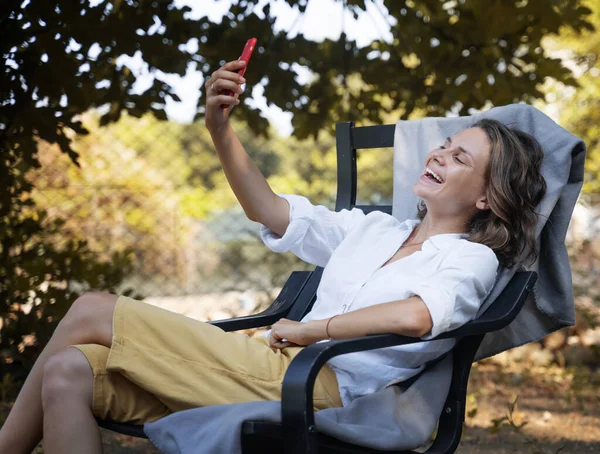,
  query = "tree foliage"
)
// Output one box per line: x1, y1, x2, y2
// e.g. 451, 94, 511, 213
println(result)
0, 0, 594, 375
2, 1, 594, 151
544, 0, 600, 194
